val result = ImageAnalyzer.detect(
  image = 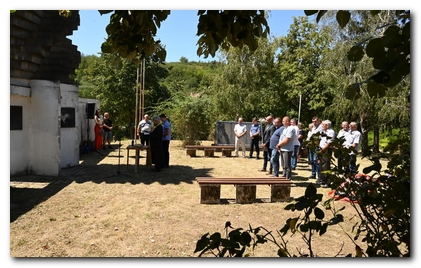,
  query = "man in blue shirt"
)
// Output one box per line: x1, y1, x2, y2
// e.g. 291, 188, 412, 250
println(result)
269, 117, 284, 177
160, 114, 172, 168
